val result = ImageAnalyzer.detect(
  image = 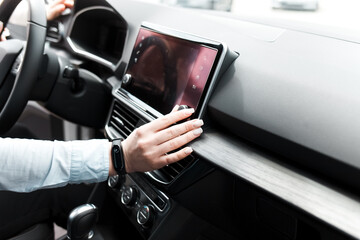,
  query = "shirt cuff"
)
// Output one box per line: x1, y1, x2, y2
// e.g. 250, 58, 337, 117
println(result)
69, 139, 110, 184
